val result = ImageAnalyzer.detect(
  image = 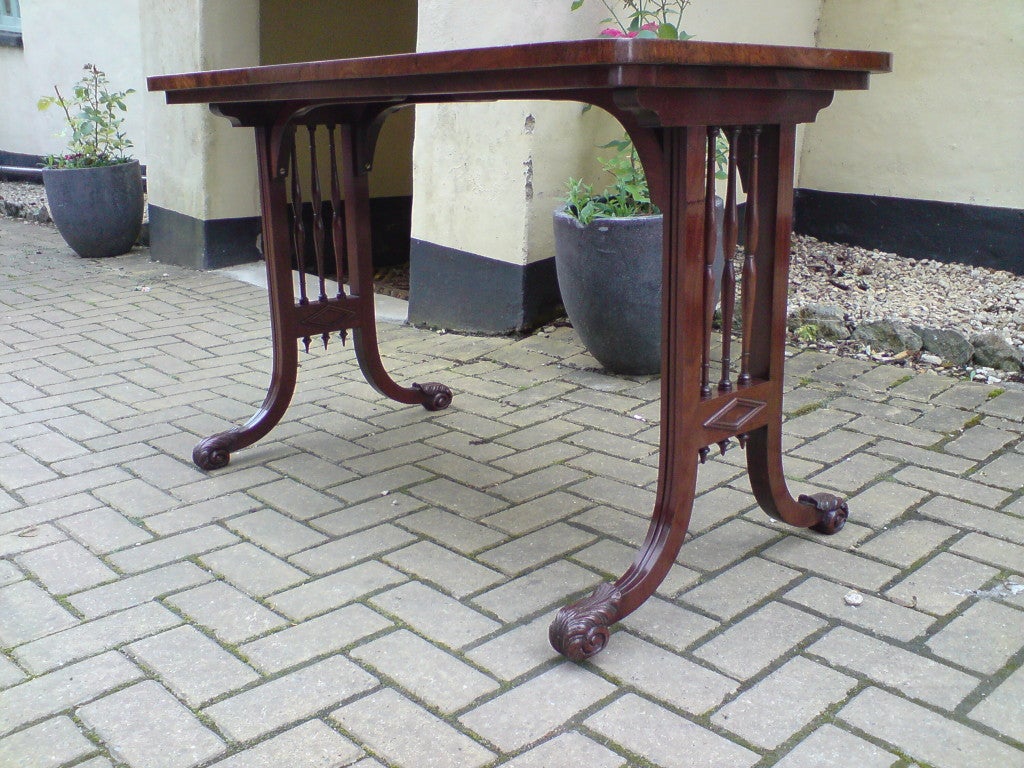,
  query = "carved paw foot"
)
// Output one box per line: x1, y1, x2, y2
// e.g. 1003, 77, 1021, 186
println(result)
193, 432, 240, 471
413, 382, 453, 411
800, 492, 849, 535
549, 583, 622, 661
